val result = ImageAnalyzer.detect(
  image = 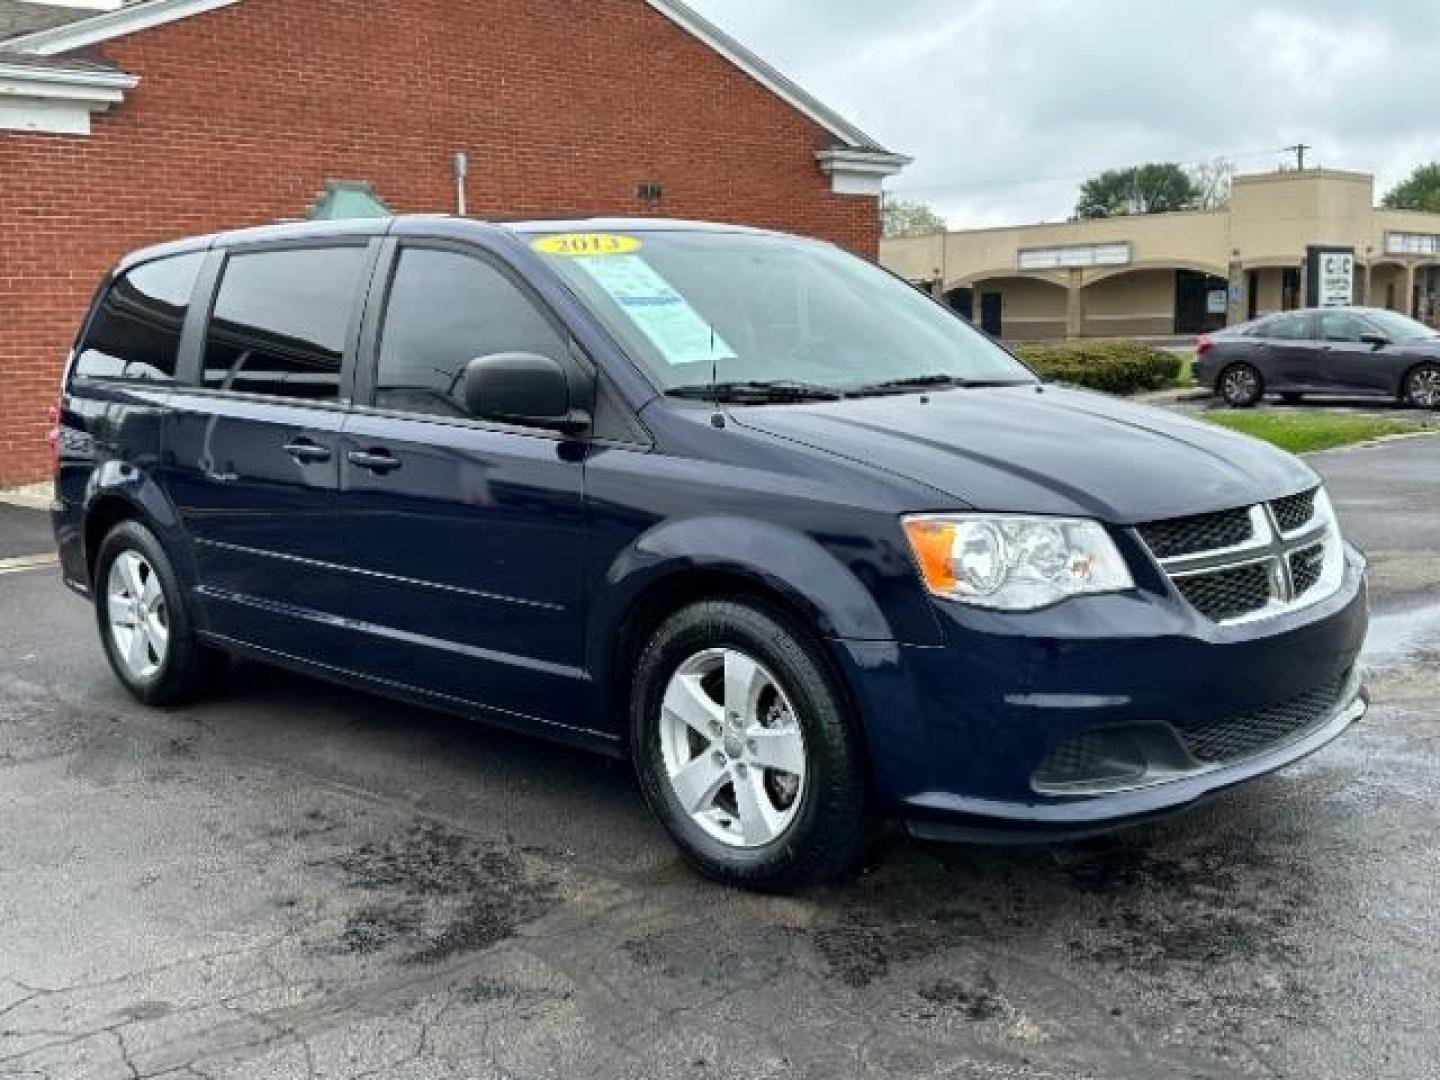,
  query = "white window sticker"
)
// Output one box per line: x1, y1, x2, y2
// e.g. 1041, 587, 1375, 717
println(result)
575, 255, 736, 367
